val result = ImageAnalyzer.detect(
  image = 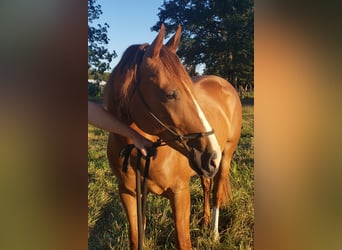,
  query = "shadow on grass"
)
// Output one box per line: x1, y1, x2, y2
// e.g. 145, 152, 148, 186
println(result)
241, 96, 254, 106
88, 194, 129, 250
88, 95, 104, 104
